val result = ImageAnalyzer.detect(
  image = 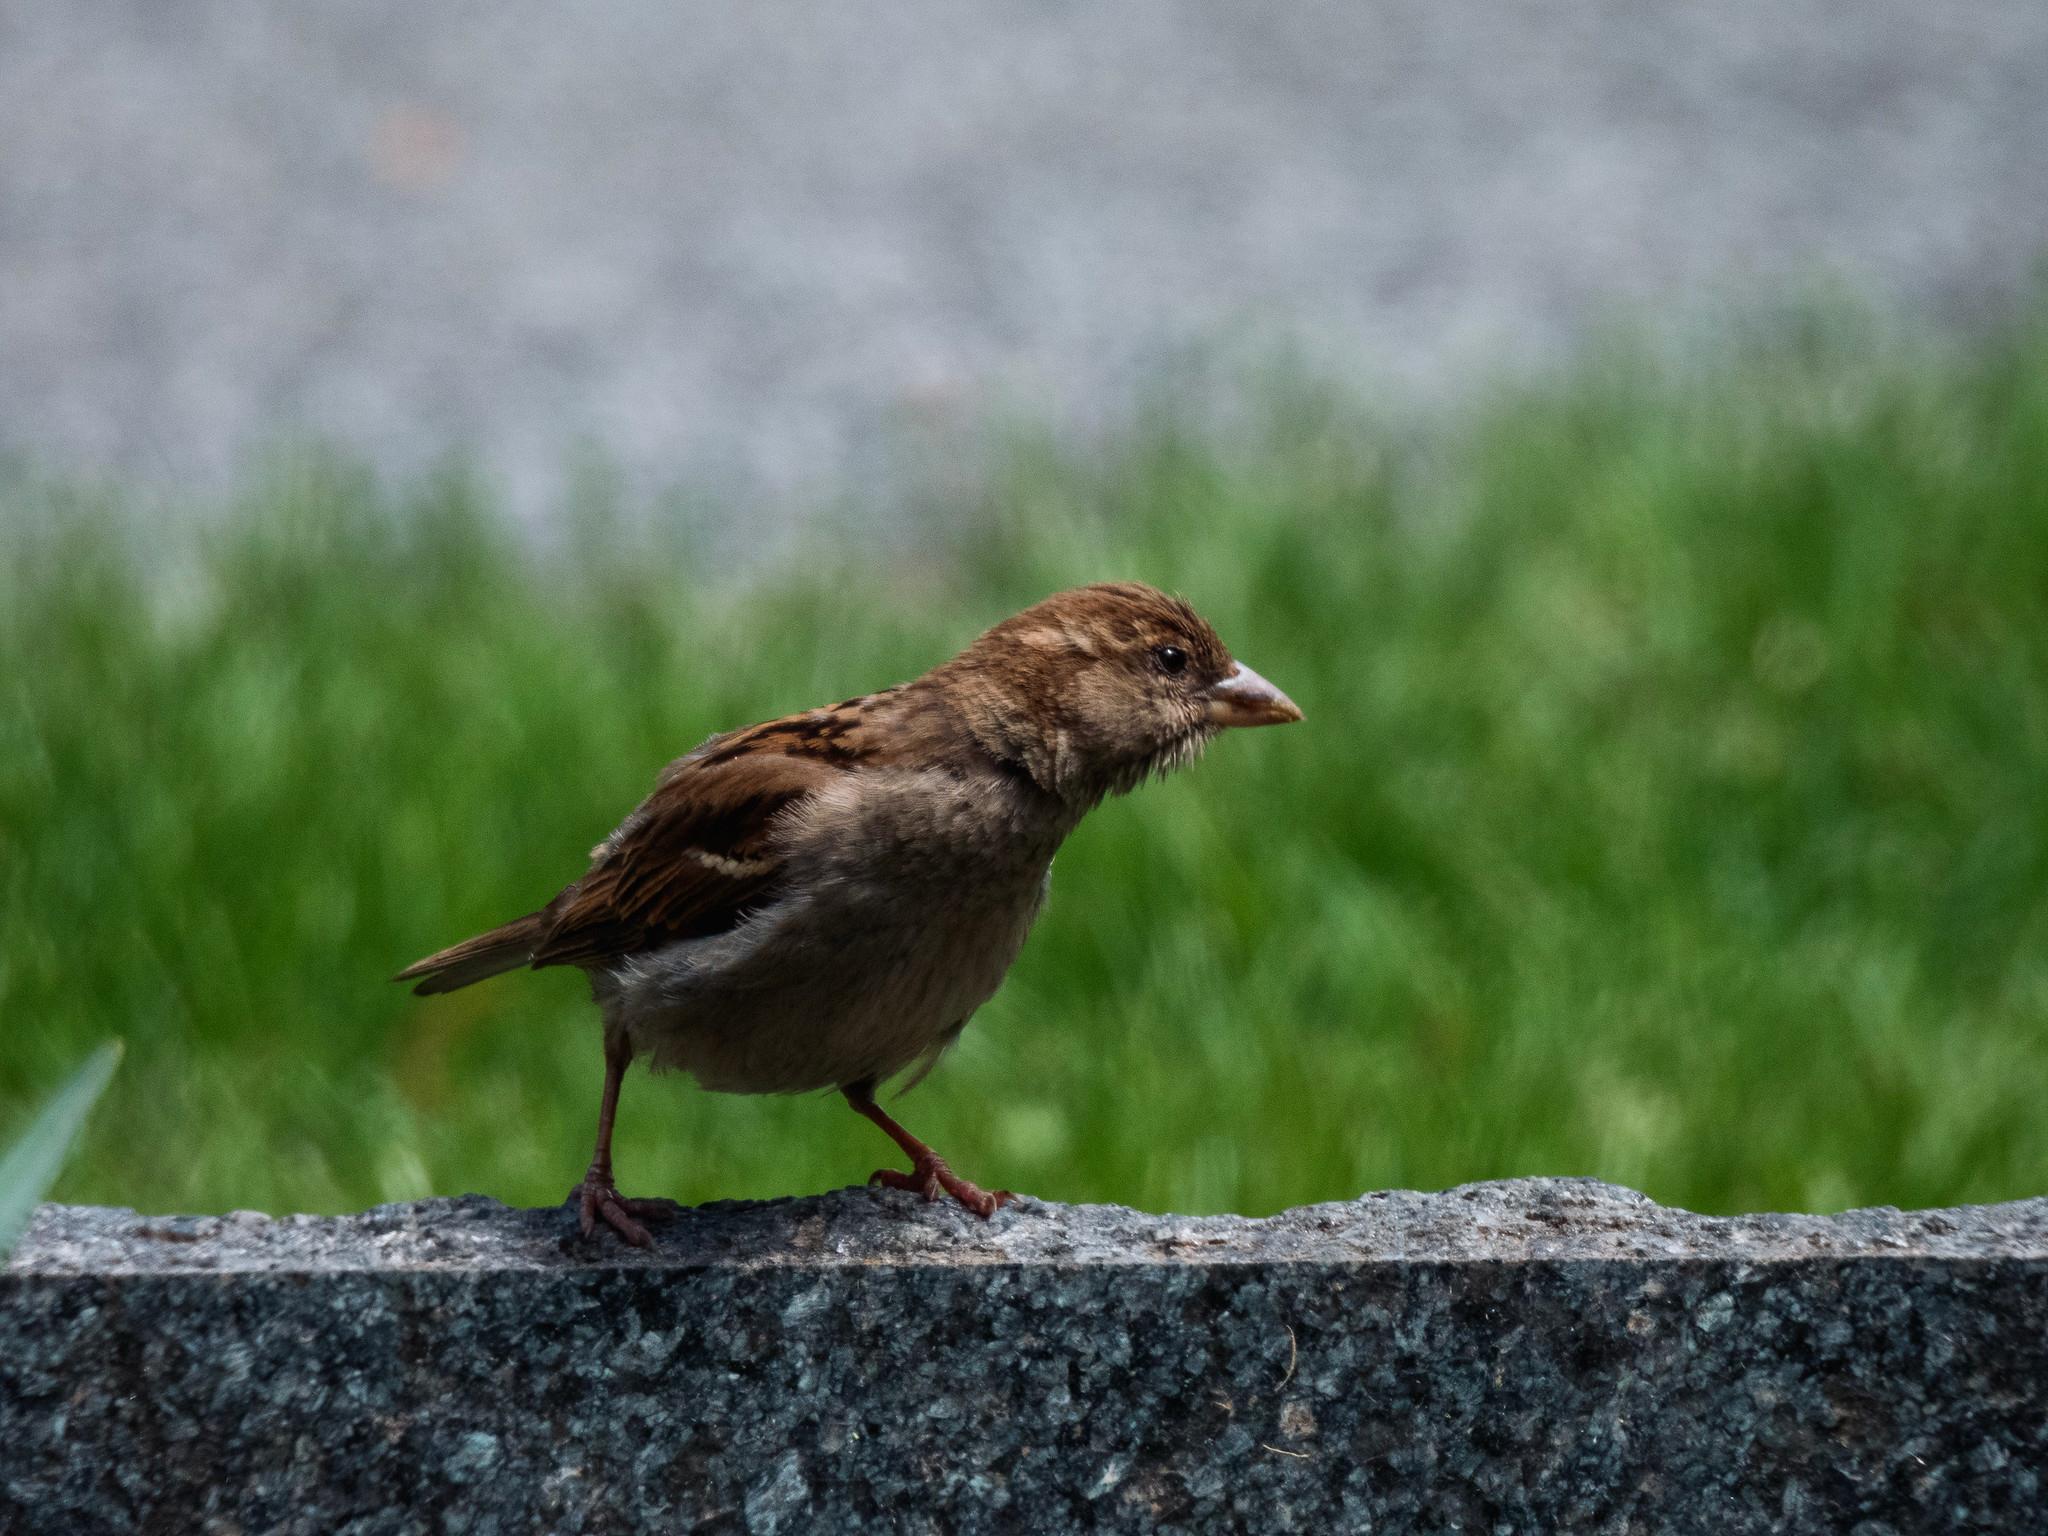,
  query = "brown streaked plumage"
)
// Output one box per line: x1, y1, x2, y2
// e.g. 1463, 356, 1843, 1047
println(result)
397, 581, 1301, 1243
